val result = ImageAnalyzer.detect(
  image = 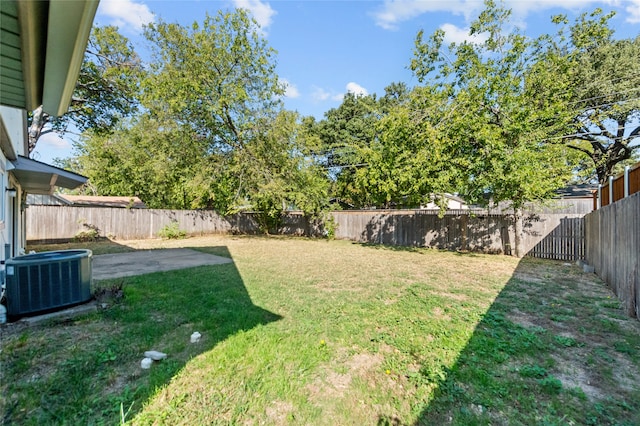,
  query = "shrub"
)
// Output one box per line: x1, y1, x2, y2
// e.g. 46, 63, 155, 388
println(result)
74, 223, 100, 242
158, 221, 187, 239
